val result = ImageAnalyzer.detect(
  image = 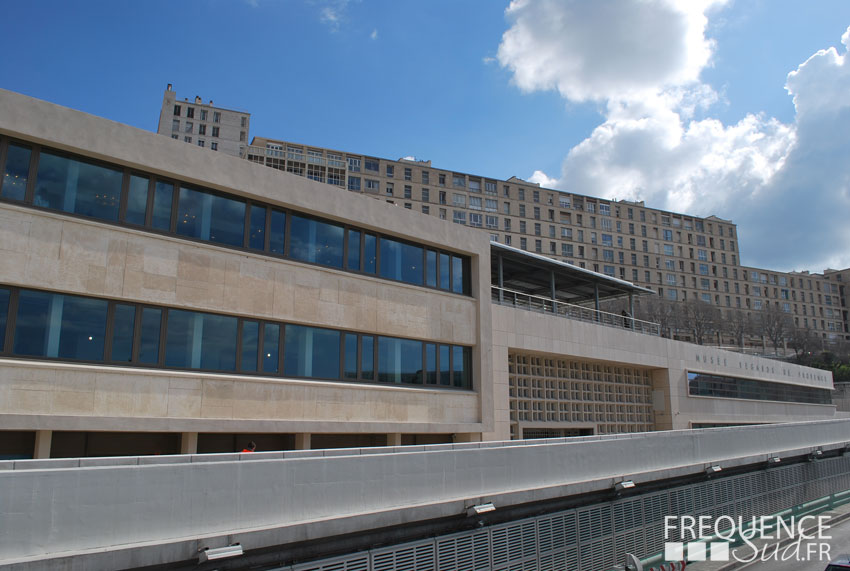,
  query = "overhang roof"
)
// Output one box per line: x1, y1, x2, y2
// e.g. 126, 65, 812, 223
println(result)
491, 241, 656, 305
